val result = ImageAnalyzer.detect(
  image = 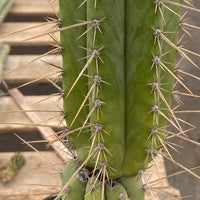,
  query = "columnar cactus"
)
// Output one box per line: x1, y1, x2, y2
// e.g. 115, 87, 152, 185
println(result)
58, 0, 187, 199
2, 0, 200, 199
